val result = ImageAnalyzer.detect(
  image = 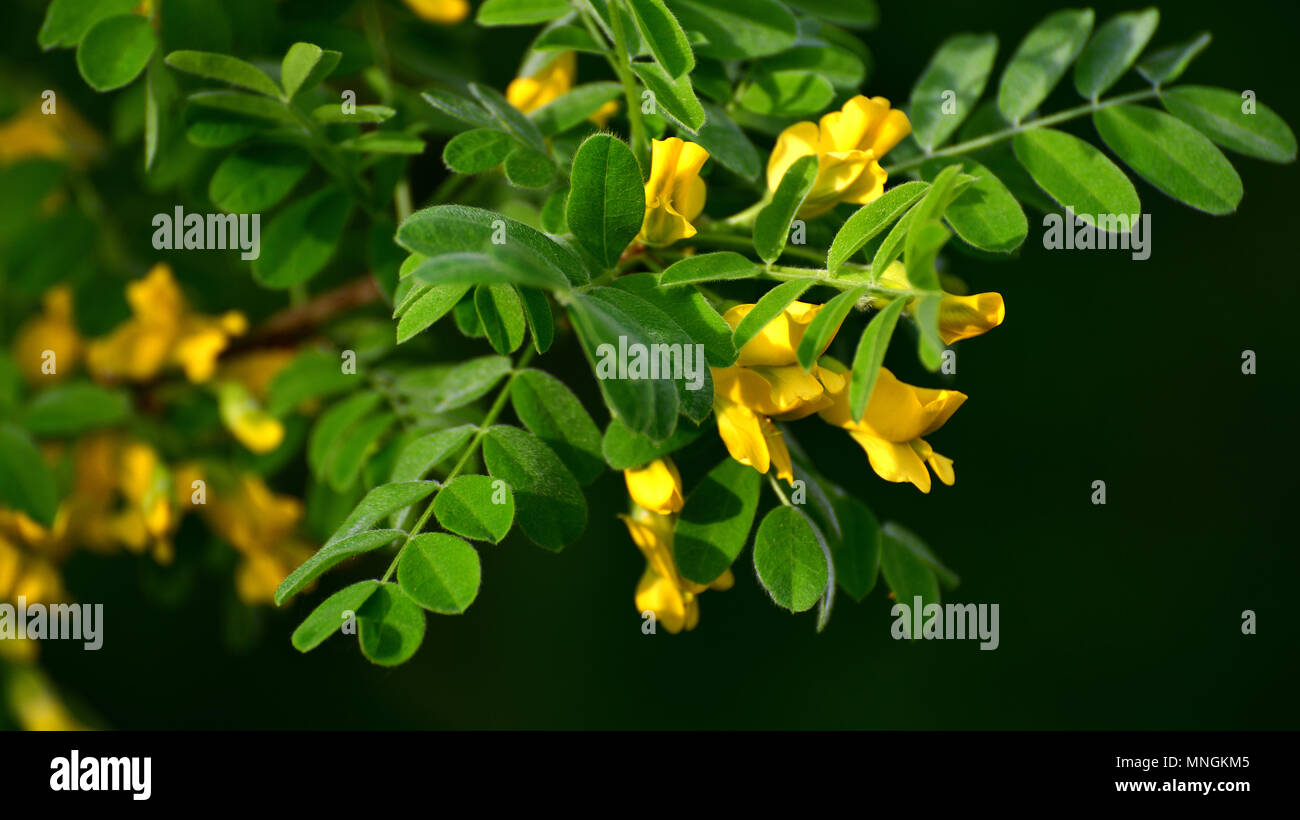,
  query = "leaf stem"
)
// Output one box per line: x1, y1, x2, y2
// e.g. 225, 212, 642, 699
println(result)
582, 0, 650, 169
688, 231, 826, 265
379, 346, 536, 582
884, 88, 1160, 175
